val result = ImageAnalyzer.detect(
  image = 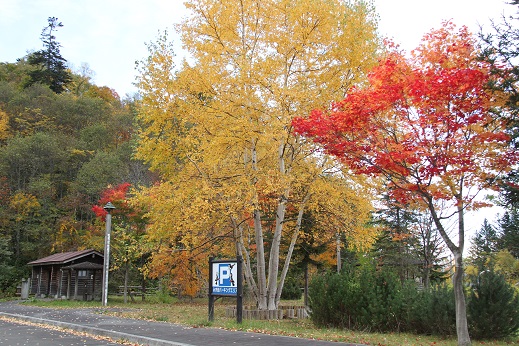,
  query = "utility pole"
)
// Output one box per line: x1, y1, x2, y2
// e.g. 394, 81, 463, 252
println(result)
102, 202, 115, 306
